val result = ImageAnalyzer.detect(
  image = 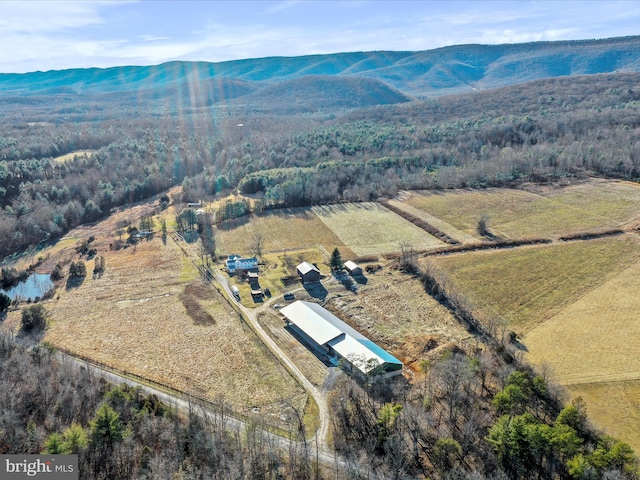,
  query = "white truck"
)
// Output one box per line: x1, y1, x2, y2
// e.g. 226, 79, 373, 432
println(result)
231, 285, 240, 300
